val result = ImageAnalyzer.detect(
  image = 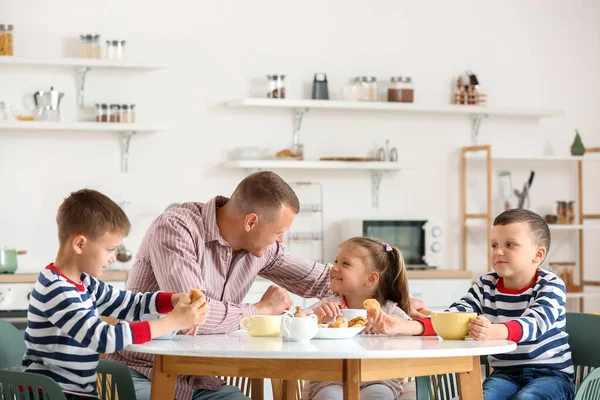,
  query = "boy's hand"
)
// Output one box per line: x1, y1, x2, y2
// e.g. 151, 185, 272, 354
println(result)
469, 315, 491, 340
168, 293, 208, 335
314, 302, 341, 323
366, 311, 405, 335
